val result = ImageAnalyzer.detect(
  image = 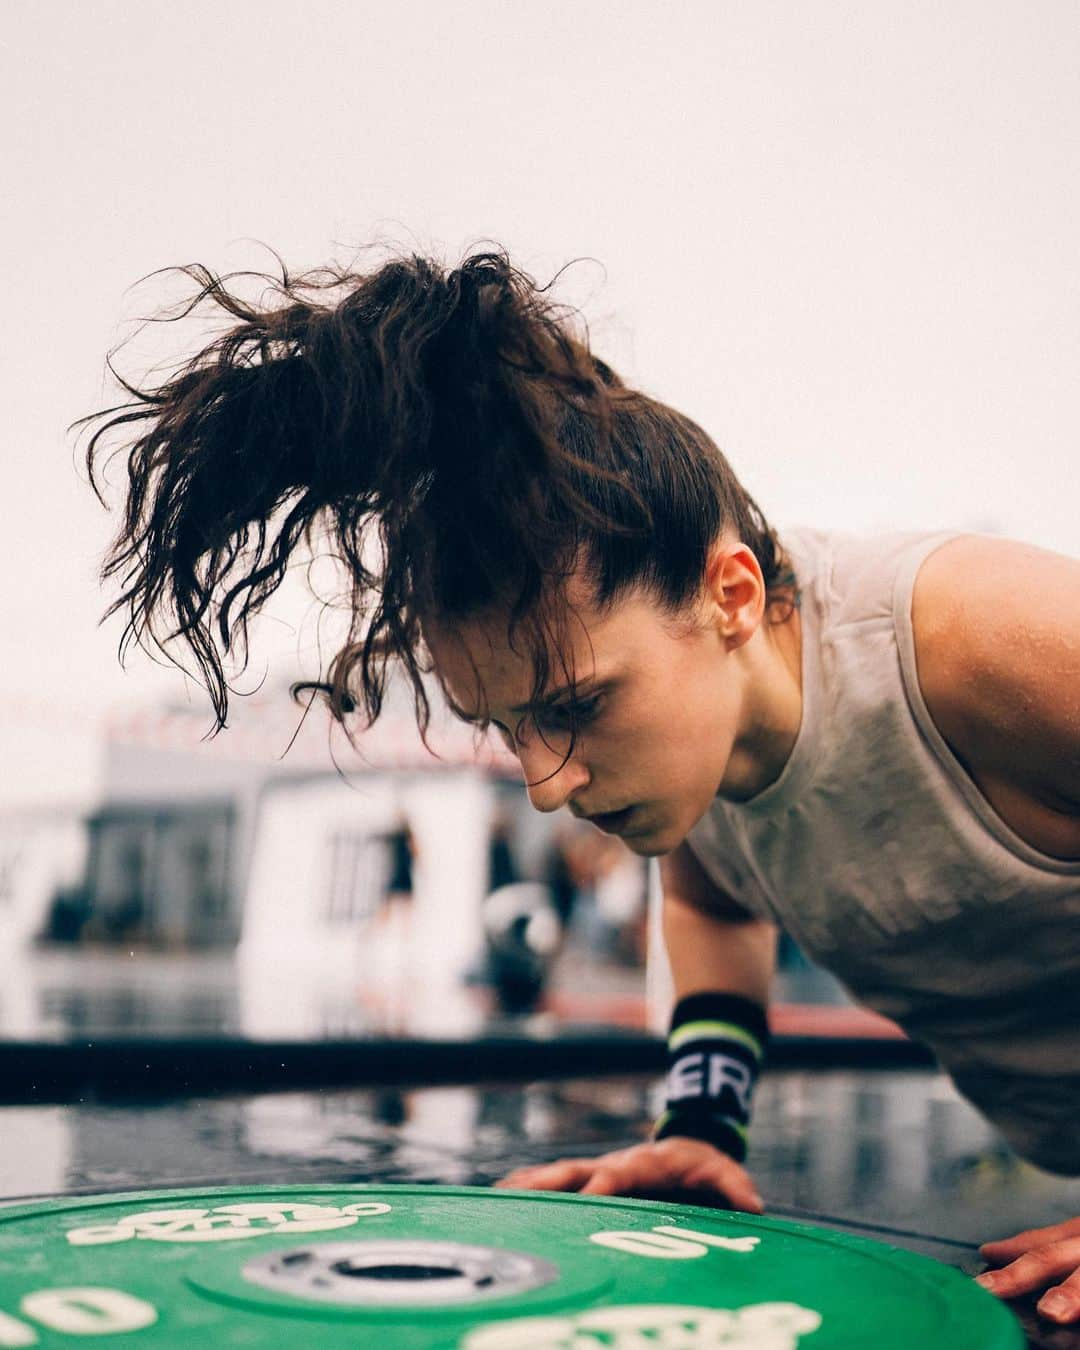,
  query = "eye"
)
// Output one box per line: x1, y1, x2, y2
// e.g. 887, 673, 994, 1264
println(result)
536, 694, 604, 734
